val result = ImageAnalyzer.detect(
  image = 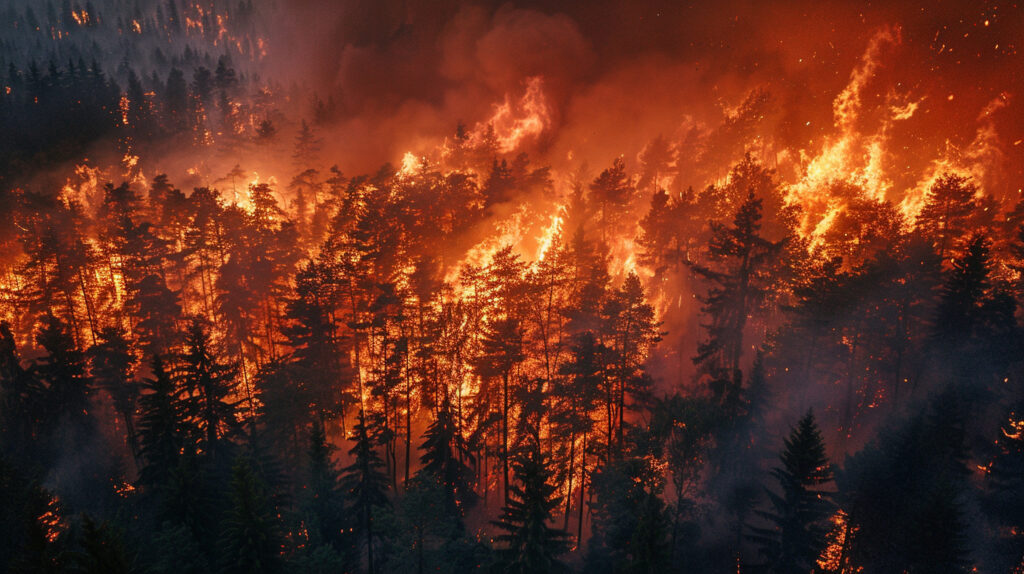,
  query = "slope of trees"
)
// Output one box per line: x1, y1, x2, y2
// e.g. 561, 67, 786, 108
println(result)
1, 69, 1023, 572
